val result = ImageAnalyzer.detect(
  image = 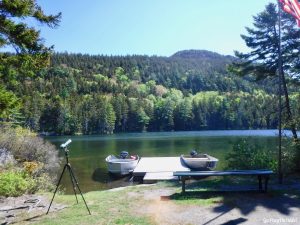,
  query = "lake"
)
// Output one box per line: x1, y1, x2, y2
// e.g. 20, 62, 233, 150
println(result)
46, 130, 282, 193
